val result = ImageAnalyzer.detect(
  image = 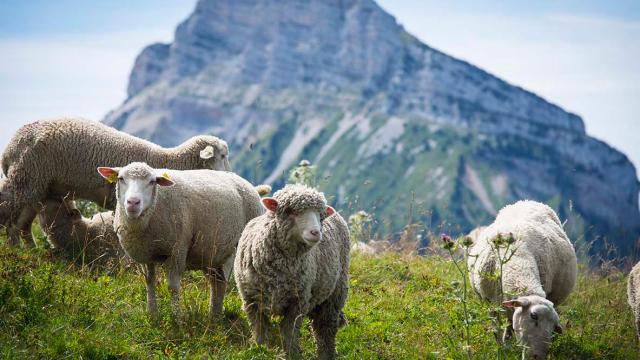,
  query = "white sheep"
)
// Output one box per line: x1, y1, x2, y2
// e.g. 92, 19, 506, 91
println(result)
37, 198, 124, 265
98, 162, 263, 320
468, 200, 577, 359
234, 184, 350, 359
0, 117, 230, 247
627, 262, 640, 340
